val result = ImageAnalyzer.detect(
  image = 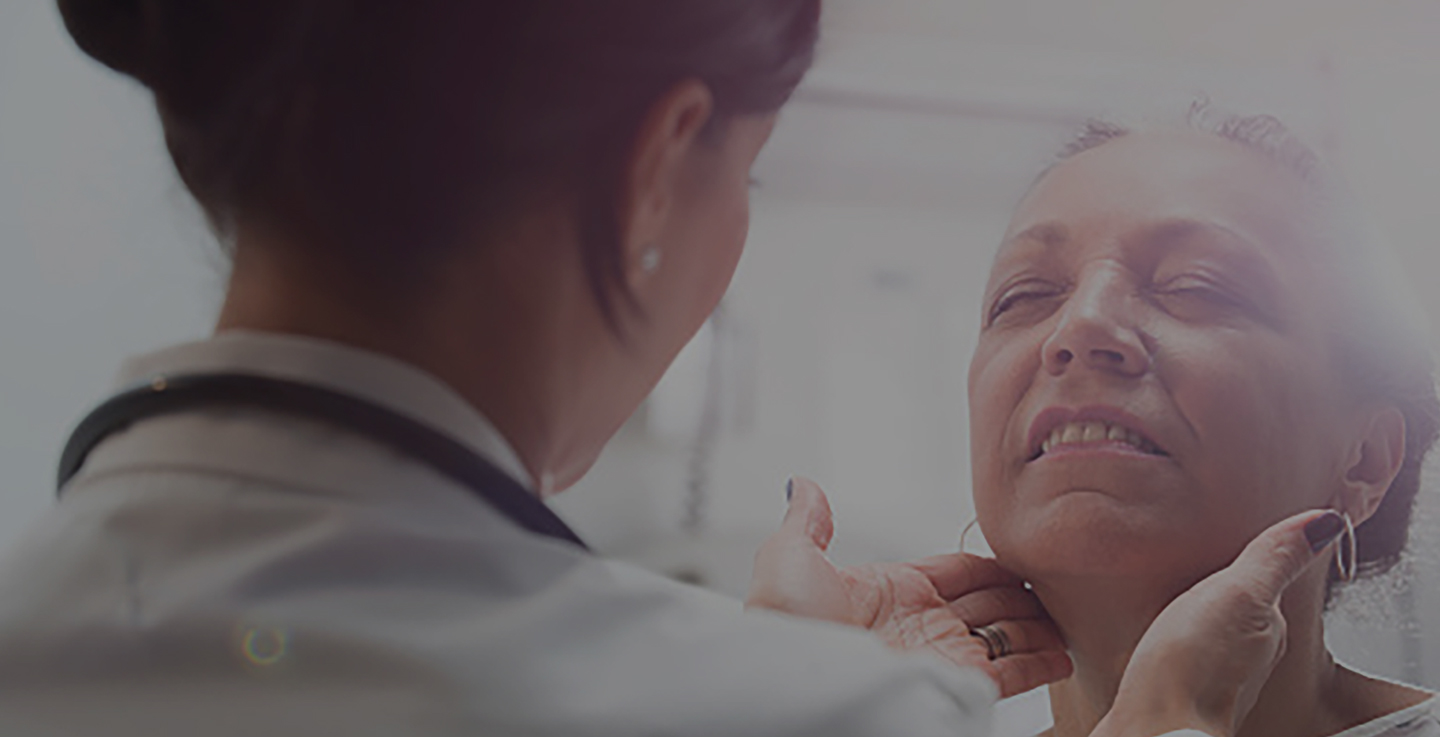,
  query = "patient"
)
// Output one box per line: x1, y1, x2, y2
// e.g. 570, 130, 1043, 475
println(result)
969, 105, 1440, 737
